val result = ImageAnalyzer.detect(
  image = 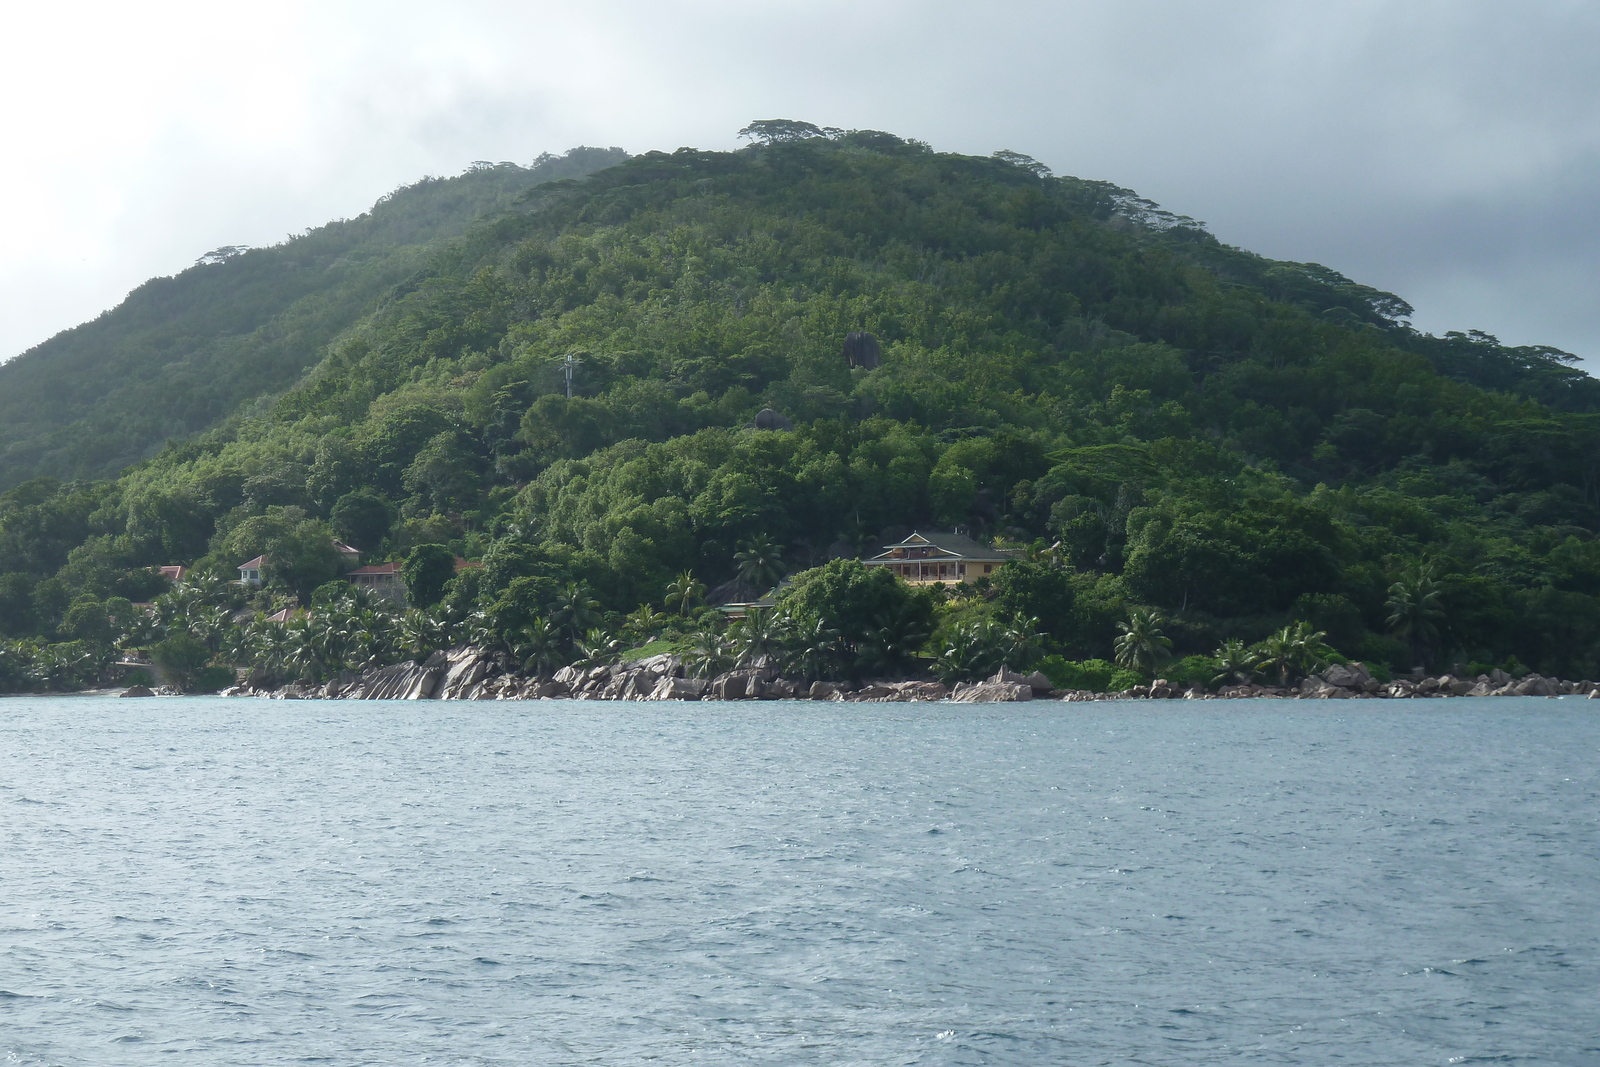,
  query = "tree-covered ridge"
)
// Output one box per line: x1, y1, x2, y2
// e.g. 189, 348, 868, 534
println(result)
5, 127, 1600, 688
0, 147, 629, 488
